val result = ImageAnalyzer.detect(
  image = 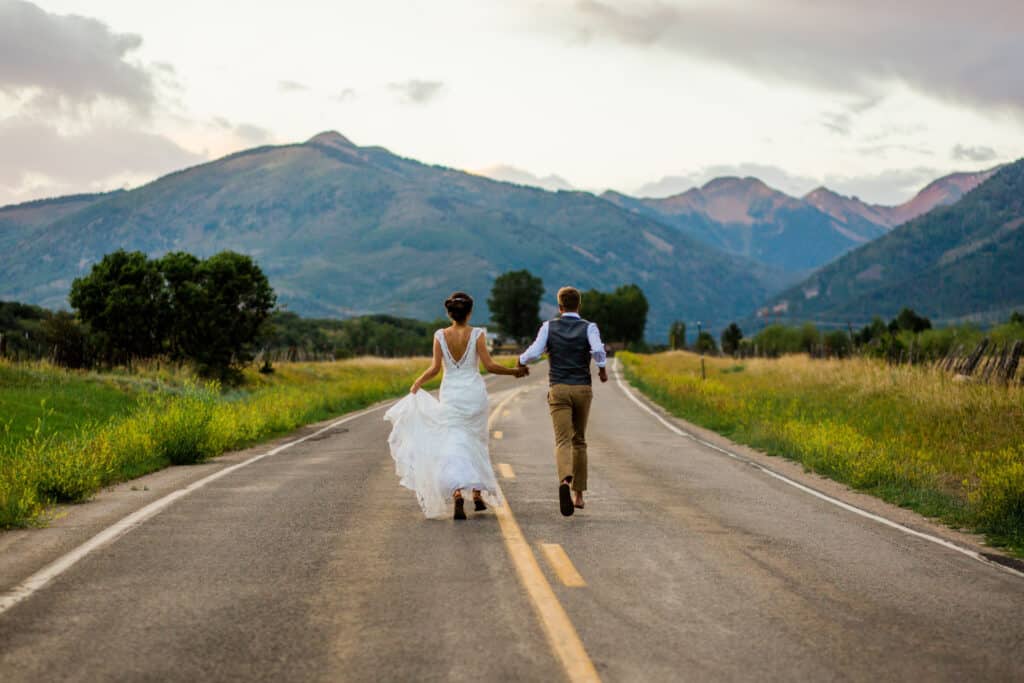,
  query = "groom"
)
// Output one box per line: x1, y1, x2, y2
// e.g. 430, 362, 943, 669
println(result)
518, 286, 608, 516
